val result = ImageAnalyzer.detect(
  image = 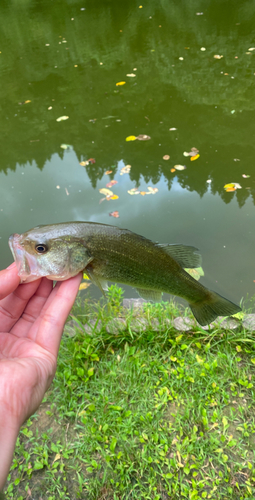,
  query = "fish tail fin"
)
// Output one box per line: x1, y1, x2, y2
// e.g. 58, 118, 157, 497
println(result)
189, 291, 241, 326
